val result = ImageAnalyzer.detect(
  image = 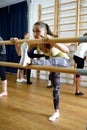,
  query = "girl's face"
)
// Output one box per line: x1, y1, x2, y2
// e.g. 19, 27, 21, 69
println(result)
24, 33, 30, 39
33, 25, 47, 39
